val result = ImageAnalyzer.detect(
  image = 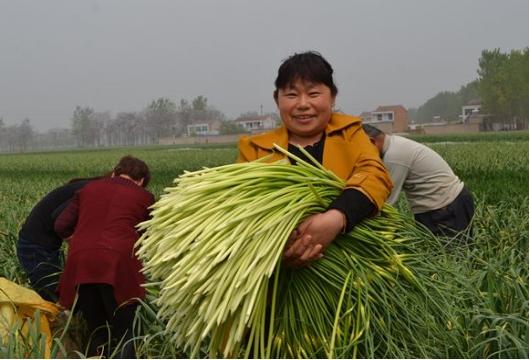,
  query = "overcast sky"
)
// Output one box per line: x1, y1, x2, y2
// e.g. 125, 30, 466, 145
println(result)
1, 0, 528, 131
